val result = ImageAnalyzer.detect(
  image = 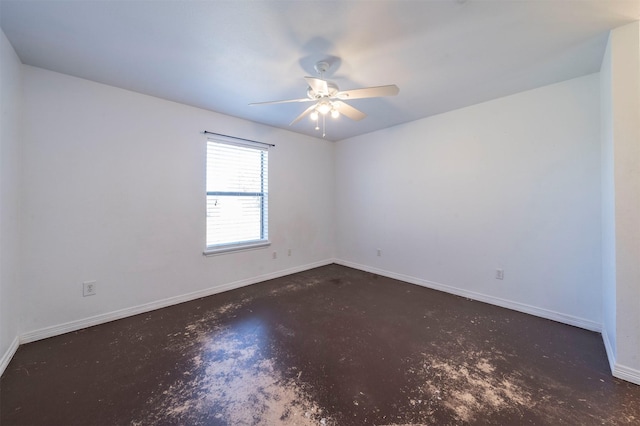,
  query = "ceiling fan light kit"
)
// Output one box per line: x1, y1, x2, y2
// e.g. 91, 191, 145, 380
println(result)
249, 60, 399, 138
316, 100, 332, 115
